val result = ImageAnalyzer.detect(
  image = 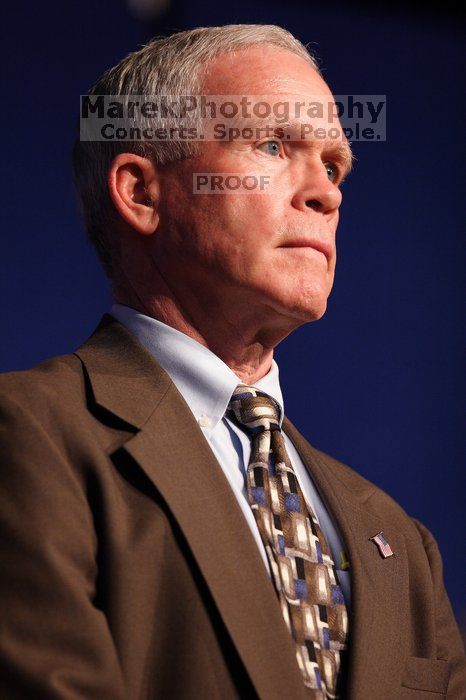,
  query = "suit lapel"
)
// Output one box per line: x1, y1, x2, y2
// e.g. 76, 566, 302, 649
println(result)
75, 315, 309, 700
282, 418, 409, 700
